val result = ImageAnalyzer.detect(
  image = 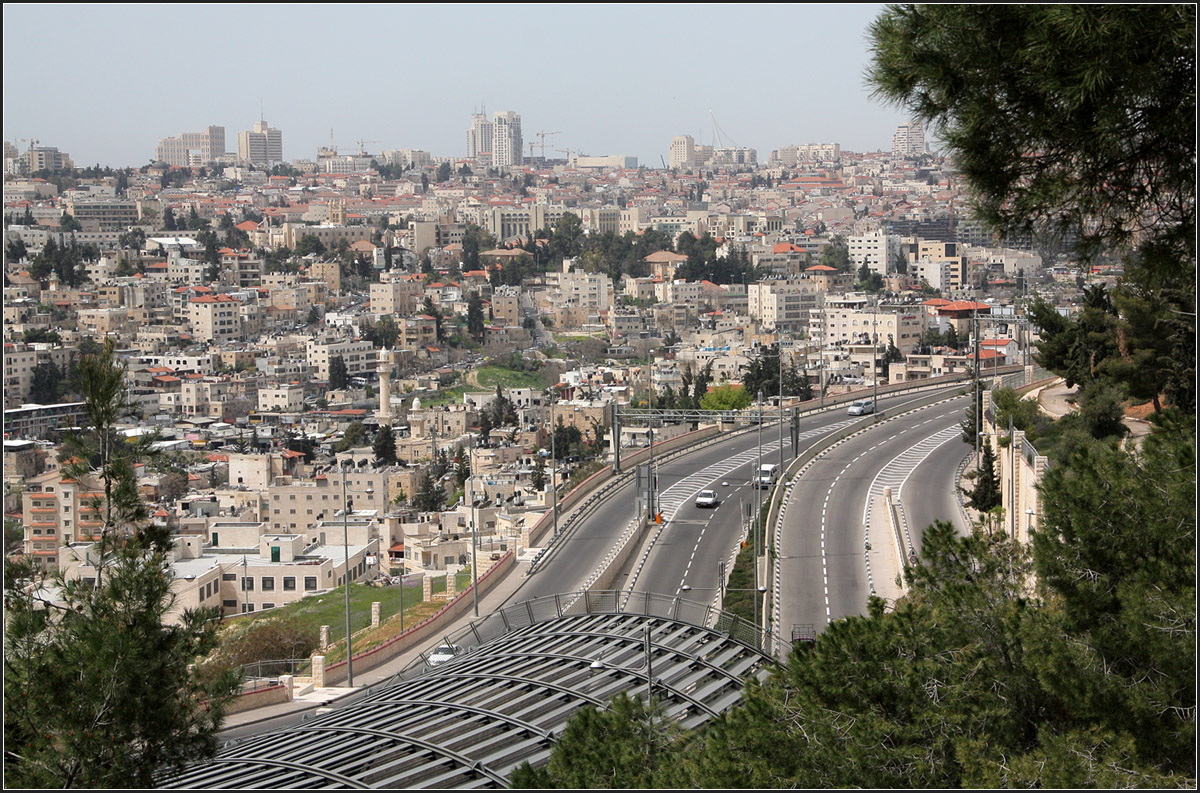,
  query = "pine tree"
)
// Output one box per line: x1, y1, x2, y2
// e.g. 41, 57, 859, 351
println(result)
3, 340, 237, 788
373, 424, 397, 466
967, 440, 1001, 513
